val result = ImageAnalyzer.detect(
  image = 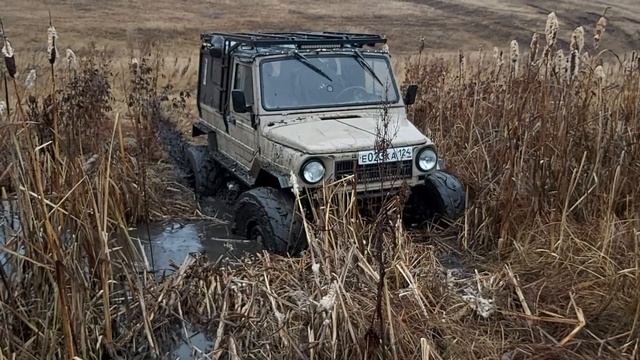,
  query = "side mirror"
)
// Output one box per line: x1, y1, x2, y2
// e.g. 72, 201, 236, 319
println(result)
231, 90, 251, 113
404, 84, 419, 106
